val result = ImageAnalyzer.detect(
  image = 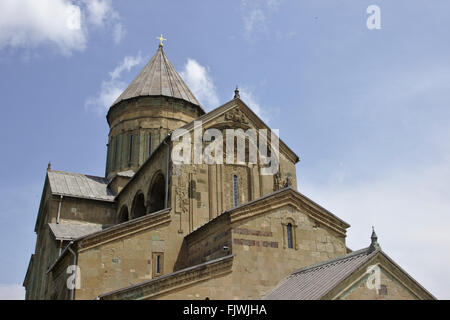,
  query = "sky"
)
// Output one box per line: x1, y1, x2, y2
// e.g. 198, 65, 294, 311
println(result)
0, 0, 449, 299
